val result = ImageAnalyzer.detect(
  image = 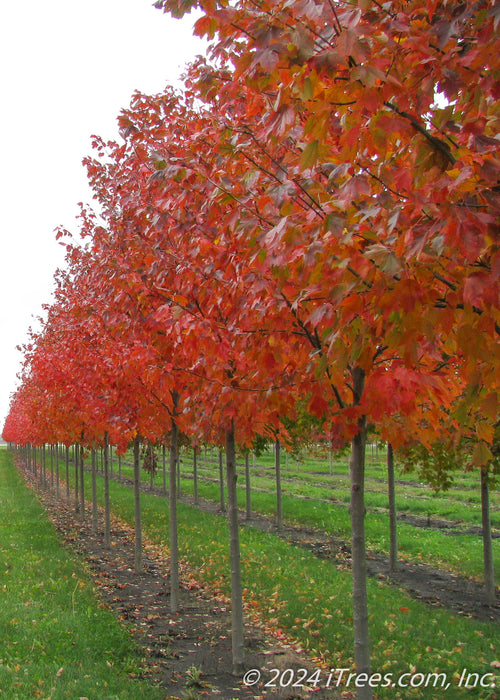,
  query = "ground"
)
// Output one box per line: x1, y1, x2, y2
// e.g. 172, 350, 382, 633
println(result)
14, 456, 499, 699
